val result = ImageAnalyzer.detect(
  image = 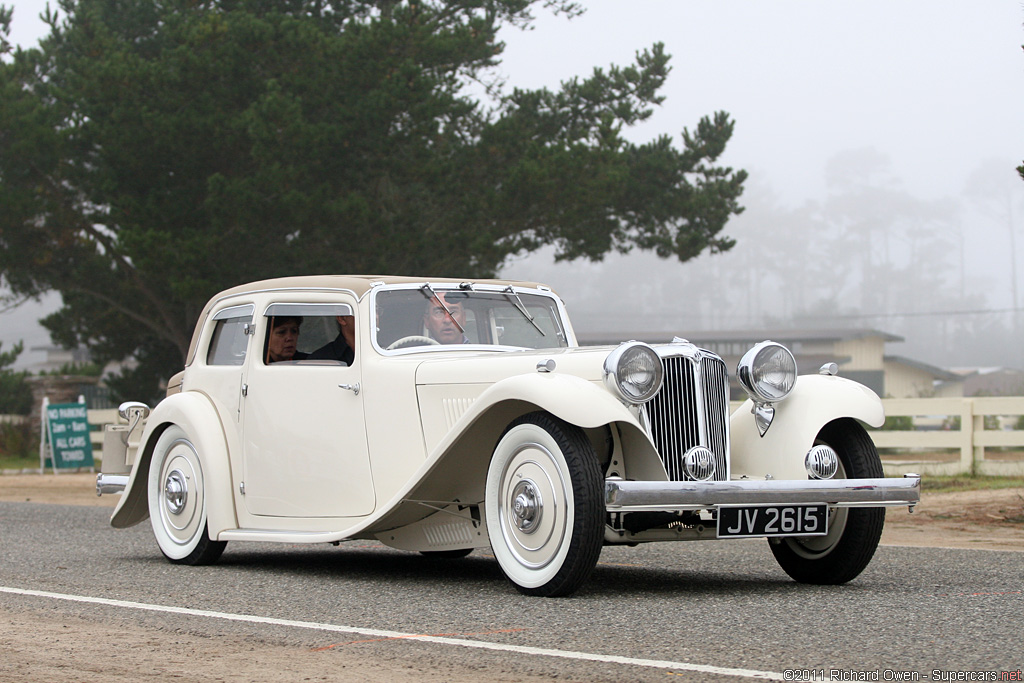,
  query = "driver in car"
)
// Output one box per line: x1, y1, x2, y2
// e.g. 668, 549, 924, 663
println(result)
424, 293, 470, 344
